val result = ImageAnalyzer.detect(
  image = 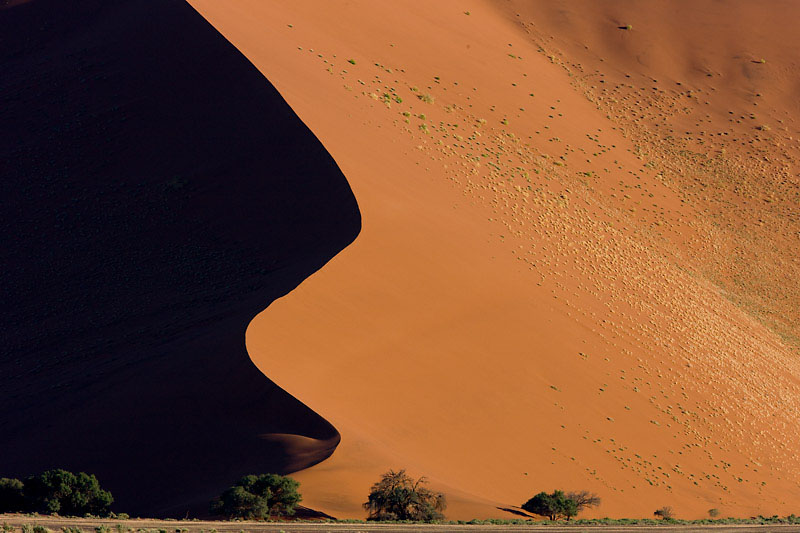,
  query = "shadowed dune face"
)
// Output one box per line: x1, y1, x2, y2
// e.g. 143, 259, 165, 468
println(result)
188, 0, 800, 521
0, 0, 358, 517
